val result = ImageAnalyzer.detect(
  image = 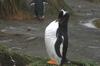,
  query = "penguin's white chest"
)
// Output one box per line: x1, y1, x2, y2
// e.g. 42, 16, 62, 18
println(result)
45, 20, 62, 64
45, 20, 58, 38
